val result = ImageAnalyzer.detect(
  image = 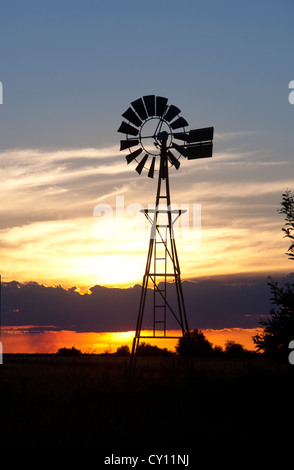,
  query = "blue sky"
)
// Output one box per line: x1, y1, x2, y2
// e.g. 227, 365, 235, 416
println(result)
1, 0, 293, 149
0, 0, 293, 287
